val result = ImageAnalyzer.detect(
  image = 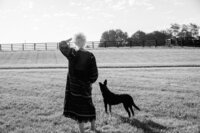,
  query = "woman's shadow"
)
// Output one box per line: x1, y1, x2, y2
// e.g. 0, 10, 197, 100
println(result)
112, 113, 168, 133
